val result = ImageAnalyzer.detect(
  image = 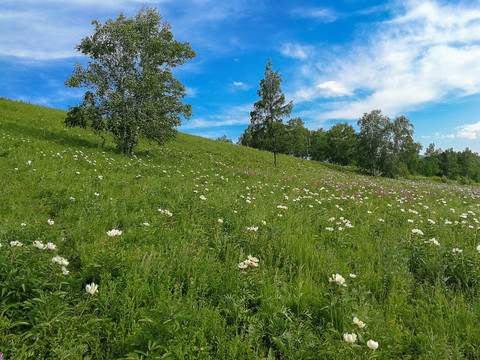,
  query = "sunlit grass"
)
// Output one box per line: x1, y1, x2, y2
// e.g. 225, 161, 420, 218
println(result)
1, 98, 479, 359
